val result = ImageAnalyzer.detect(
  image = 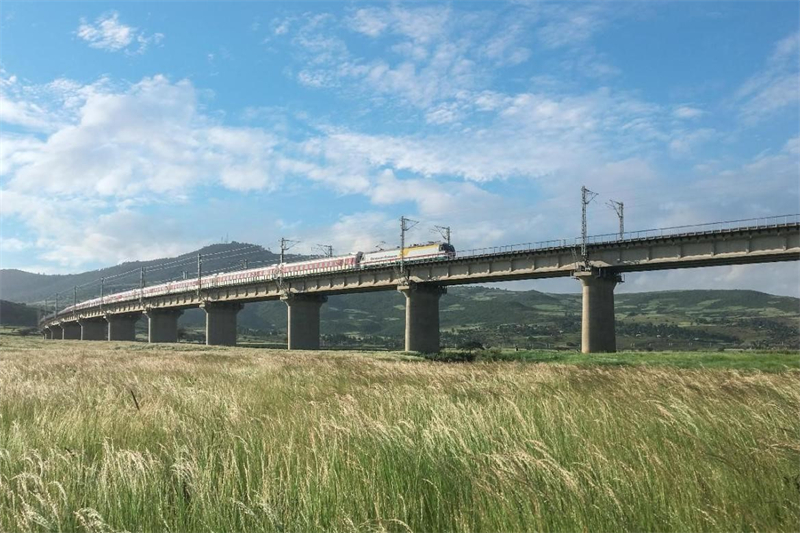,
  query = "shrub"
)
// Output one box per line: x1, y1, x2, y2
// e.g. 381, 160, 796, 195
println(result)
422, 350, 478, 363
458, 339, 485, 351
